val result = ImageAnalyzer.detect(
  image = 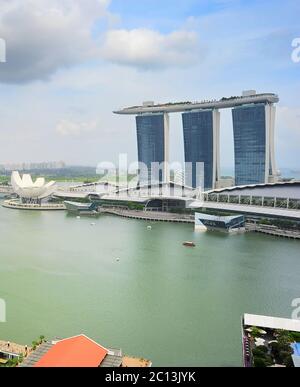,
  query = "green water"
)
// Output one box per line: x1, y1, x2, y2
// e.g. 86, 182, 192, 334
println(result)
0, 204, 299, 366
